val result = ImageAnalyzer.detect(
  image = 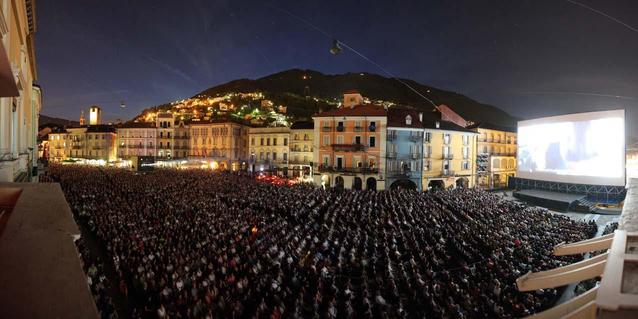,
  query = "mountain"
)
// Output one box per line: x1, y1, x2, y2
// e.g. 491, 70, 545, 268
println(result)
39, 114, 79, 128
139, 69, 519, 127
